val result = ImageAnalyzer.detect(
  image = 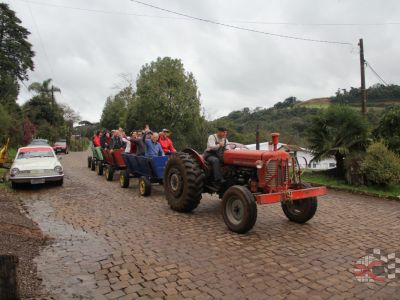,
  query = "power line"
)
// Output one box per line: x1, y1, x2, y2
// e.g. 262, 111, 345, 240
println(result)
129, 0, 353, 46
16, 0, 184, 20
233, 21, 400, 26
16, 0, 400, 27
365, 60, 388, 86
